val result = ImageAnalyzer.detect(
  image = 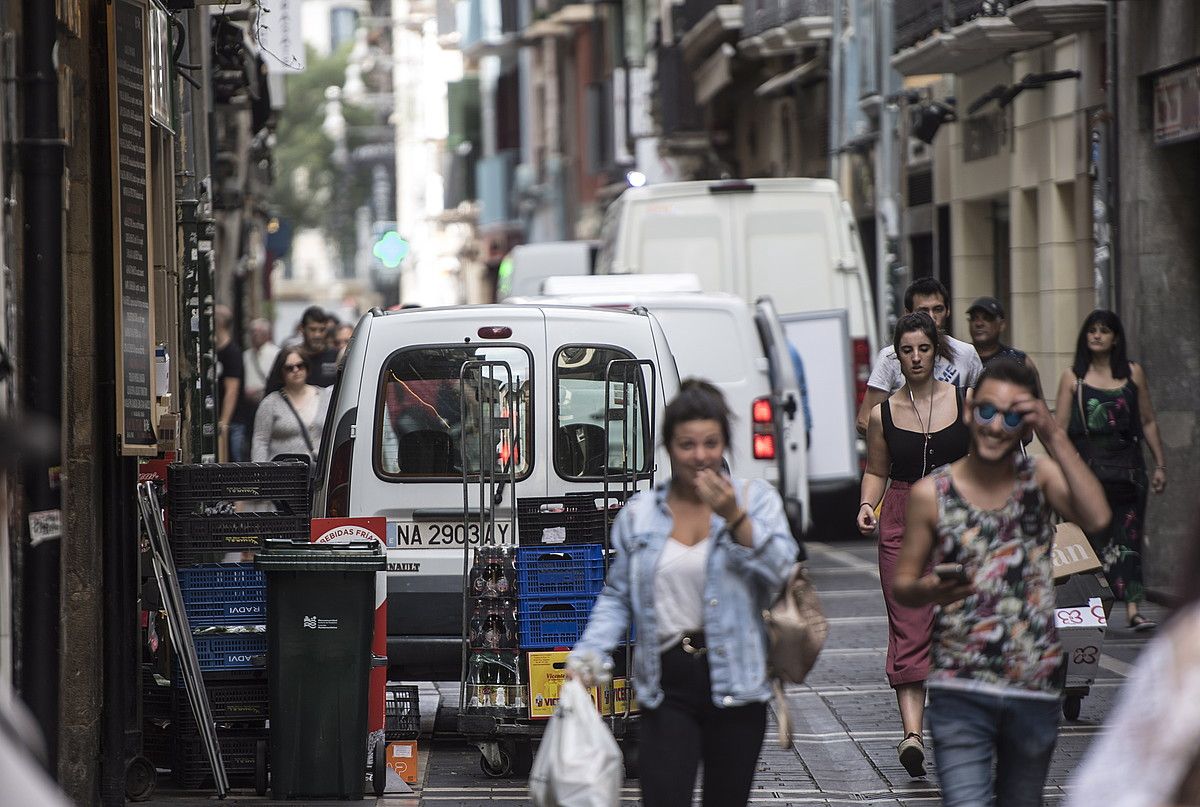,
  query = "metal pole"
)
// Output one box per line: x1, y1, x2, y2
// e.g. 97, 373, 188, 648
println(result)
1103, 0, 1120, 311
829, 0, 844, 181
18, 0, 65, 771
